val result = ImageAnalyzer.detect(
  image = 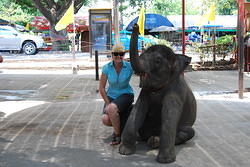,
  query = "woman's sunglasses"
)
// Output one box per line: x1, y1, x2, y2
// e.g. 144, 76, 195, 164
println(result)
112, 52, 125, 57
